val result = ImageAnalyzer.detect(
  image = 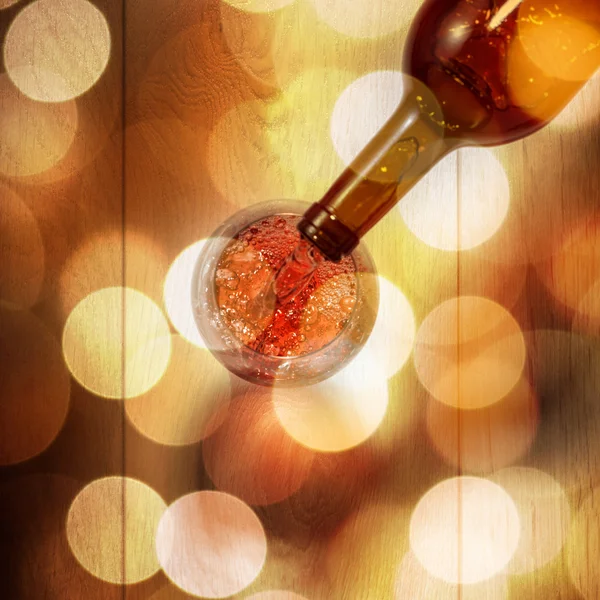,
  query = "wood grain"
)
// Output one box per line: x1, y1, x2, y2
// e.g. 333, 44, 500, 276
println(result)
0, 0, 599, 598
